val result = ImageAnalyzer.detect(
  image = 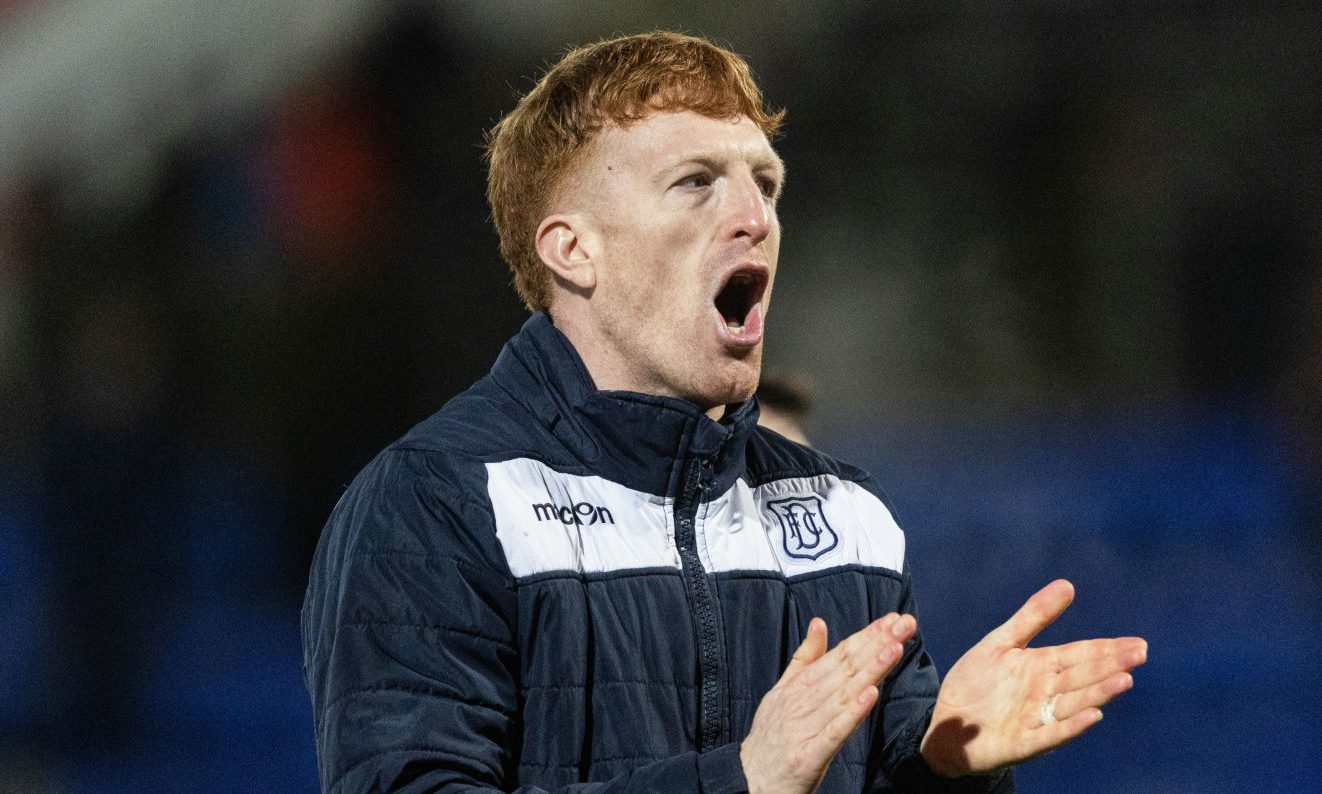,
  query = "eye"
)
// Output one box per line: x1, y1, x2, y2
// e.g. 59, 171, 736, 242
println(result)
674, 172, 712, 190
756, 176, 780, 199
